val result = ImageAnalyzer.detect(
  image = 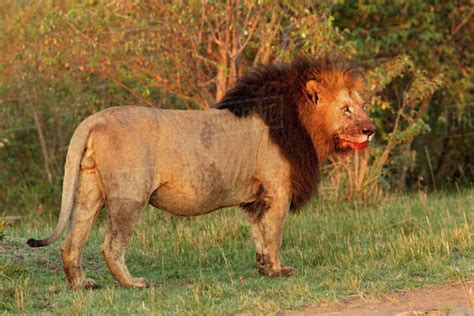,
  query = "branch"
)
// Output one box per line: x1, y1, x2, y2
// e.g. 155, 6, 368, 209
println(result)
100, 69, 157, 107
232, 15, 260, 58
452, 11, 472, 36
